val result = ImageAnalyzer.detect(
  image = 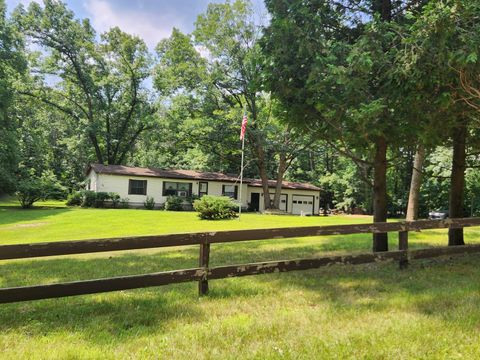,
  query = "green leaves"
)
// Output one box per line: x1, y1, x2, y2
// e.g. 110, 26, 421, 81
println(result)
0, 0, 26, 194
14, 0, 153, 165
154, 28, 206, 95
466, 52, 478, 64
